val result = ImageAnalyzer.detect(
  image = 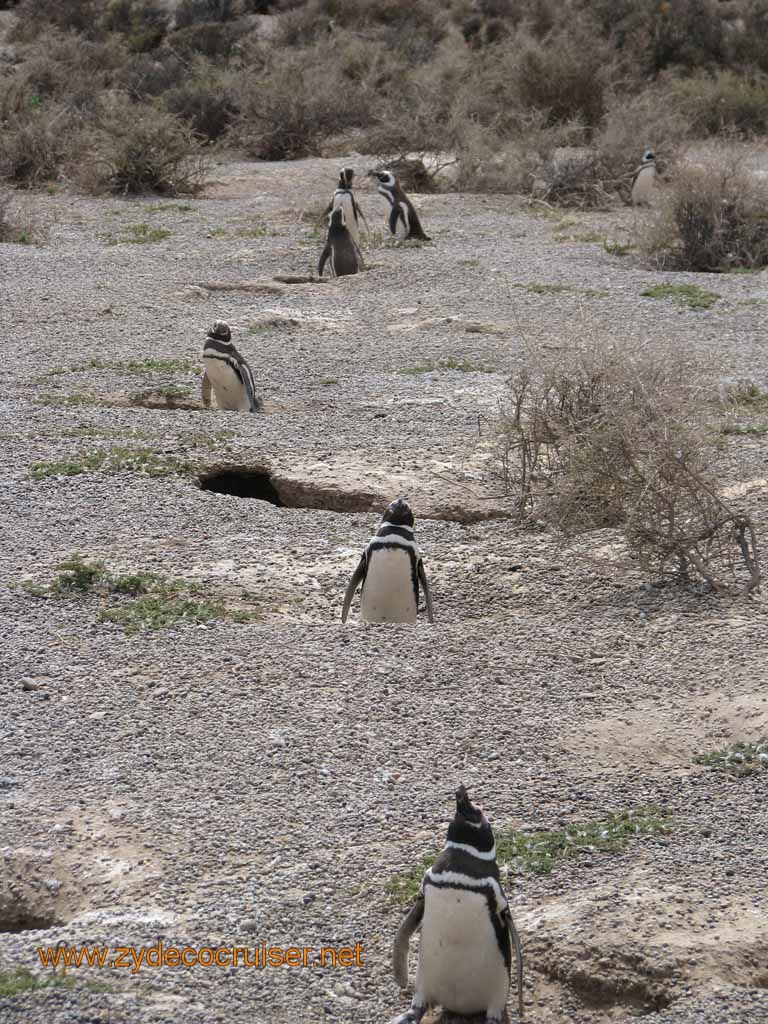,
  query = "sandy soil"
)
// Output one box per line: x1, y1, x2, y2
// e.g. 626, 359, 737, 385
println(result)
1, 154, 767, 1024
